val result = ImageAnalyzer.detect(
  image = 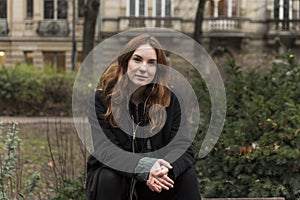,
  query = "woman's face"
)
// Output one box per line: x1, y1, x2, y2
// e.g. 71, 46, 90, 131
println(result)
127, 44, 157, 87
